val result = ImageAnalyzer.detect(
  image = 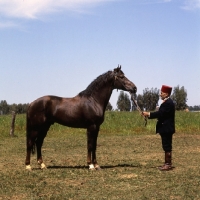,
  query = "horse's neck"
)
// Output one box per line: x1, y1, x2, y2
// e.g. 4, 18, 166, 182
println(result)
93, 85, 113, 108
